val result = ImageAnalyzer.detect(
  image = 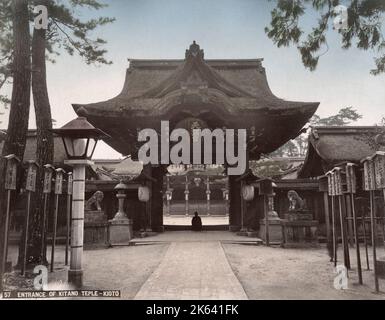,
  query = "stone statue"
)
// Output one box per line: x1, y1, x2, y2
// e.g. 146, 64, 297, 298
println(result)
287, 190, 306, 211
85, 191, 104, 211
